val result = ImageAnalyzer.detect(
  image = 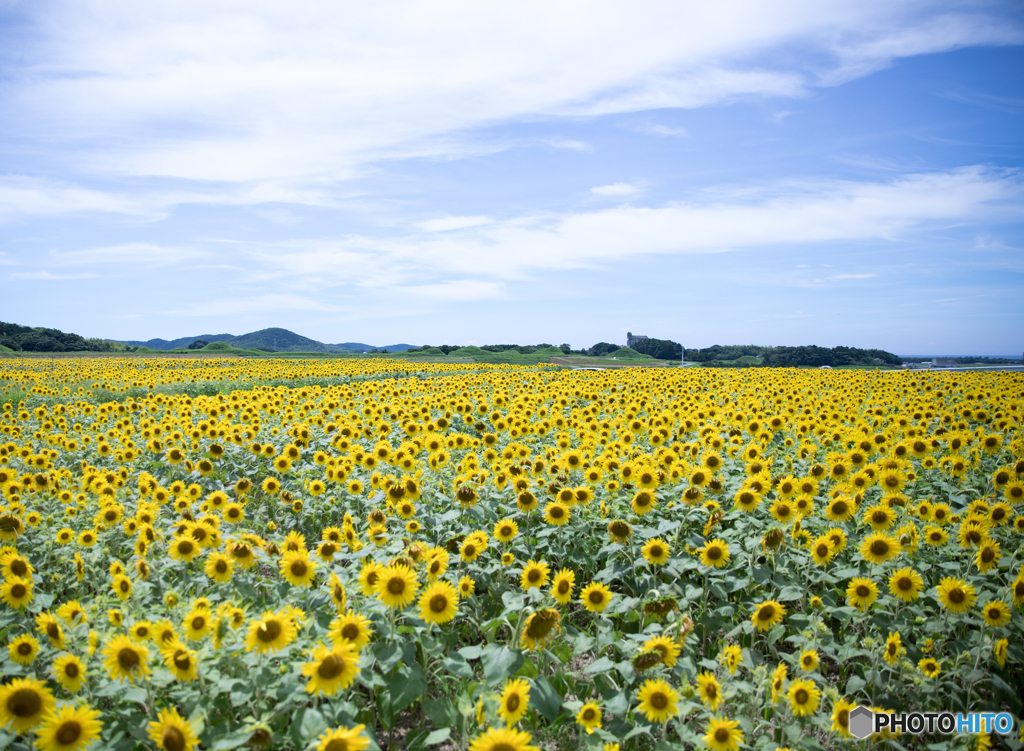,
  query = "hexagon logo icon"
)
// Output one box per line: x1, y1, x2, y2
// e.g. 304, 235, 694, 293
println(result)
849, 706, 874, 739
